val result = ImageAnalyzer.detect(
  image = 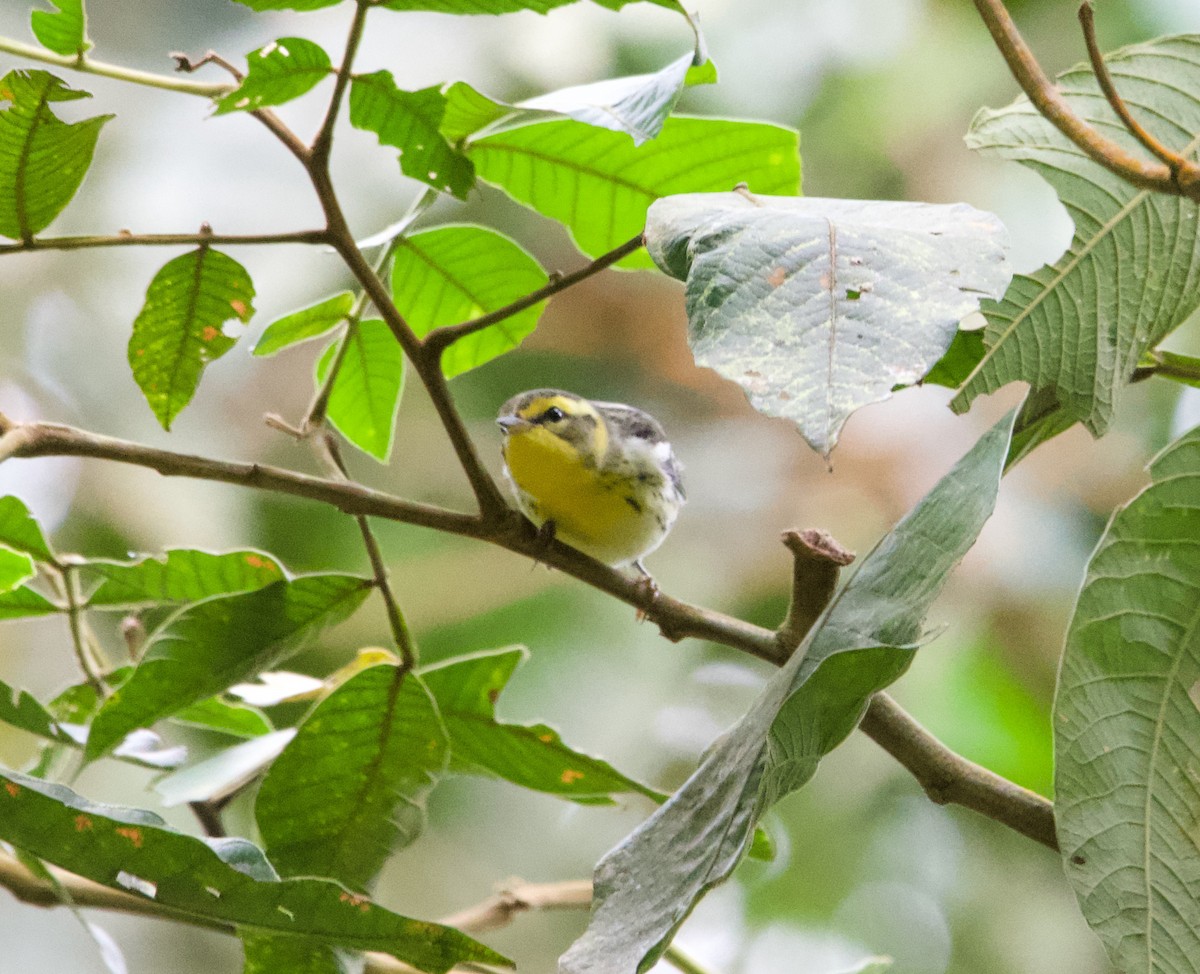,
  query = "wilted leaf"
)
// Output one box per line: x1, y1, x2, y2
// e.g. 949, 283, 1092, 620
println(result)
645, 192, 1010, 456
562, 411, 1016, 973
128, 248, 256, 429
1056, 423, 1200, 974
0, 69, 110, 239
